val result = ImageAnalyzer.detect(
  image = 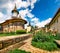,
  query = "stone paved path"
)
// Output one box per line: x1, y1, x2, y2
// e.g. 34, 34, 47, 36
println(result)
19, 38, 60, 53
55, 40, 60, 45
